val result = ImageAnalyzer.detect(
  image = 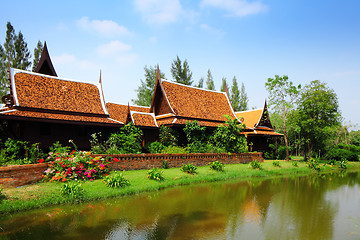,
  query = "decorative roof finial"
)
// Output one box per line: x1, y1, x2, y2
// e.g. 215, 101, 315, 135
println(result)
34, 41, 57, 76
